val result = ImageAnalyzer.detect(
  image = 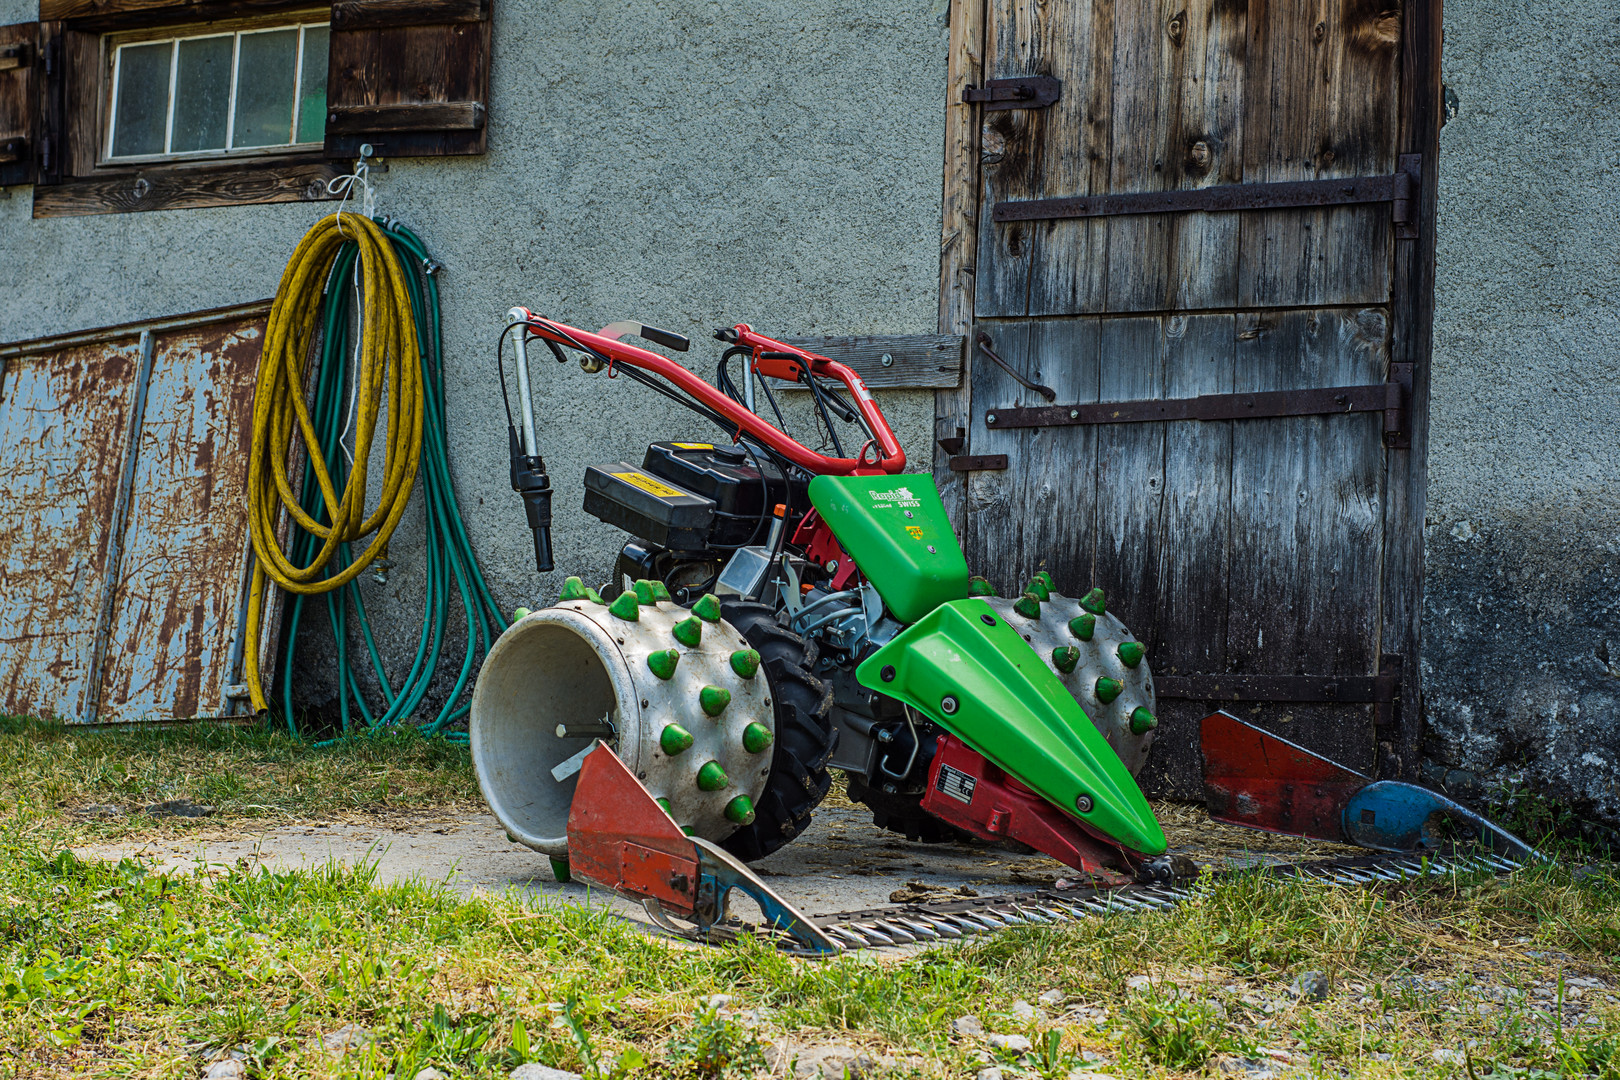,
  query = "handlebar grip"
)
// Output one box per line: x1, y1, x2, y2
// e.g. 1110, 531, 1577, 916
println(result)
532, 526, 555, 574
639, 324, 690, 352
